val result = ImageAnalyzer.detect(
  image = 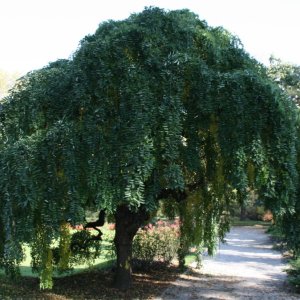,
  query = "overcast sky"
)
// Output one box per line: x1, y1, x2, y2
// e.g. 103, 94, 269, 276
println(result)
1, 0, 299, 74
